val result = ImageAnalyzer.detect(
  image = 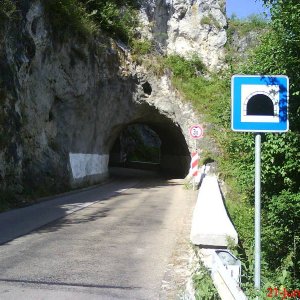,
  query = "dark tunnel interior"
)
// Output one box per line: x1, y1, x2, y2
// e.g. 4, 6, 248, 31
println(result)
109, 110, 191, 178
